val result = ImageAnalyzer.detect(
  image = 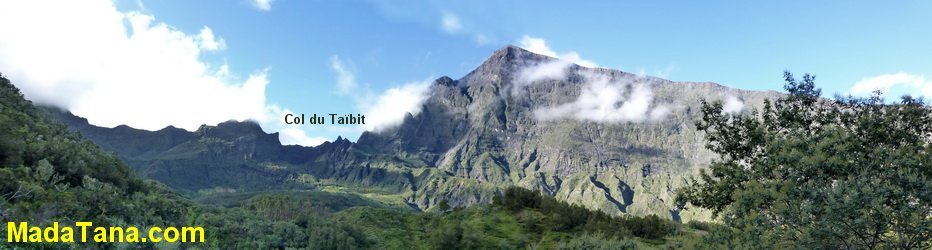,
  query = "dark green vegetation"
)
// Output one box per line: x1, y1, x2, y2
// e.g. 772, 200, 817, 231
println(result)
492, 187, 677, 242
238, 186, 707, 249
0, 74, 368, 249
0, 73, 703, 248
52, 46, 783, 222
678, 72, 932, 249
0, 73, 188, 248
